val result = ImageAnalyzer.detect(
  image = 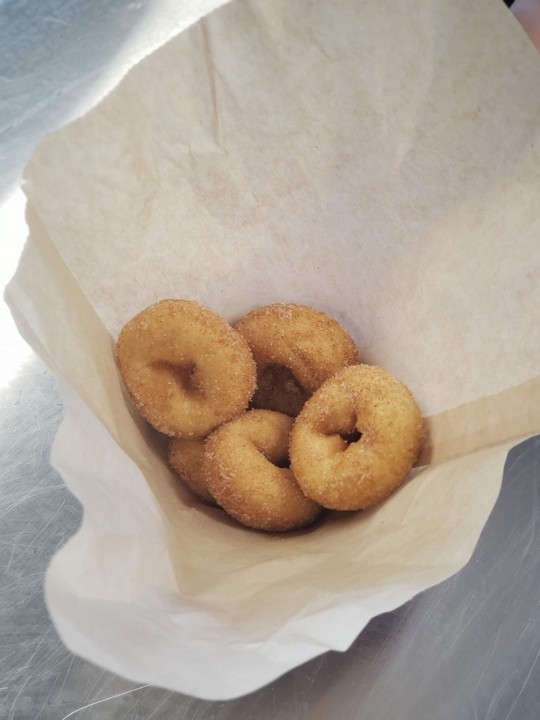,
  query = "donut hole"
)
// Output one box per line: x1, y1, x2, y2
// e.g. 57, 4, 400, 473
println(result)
340, 430, 362, 445
318, 418, 362, 452
315, 408, 362, 450
257, 445, 291, 470
253, 437, 291, 470
274, 457, 291, 469
153, 360, 202, 395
